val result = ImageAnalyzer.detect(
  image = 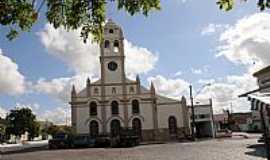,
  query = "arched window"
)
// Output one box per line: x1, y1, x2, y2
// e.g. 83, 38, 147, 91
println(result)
111, 101, 119, 115
168, 116, 177, 135
112, 87, 116, 94
90, 102, 97, 116
90, 120, 99, 137
104, 40, 110, 48
110, 119, 121, 137
94, 88, 99, 94
113, 40, 119, 52
132, 100, 140, 114
130, 86, 134, 93
132, 118, 142, 139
